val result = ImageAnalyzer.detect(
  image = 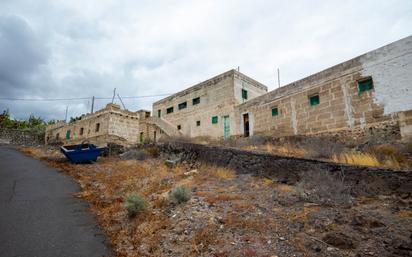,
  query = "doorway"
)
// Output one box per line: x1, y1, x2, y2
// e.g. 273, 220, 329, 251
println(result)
223, 115, 230, 139
243, 113, 249, 137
